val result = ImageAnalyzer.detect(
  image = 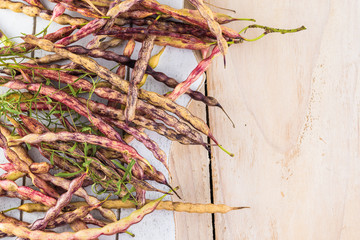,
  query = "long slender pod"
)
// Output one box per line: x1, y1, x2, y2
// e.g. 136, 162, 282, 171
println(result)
19, 200, 248, 214
30, 173, 87, 230
125, 35, 156, 122
0, 195, 165, 239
